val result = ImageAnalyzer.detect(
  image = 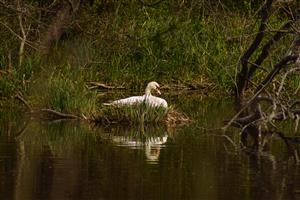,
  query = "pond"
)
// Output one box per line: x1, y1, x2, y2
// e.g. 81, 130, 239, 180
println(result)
1, 93, 300, 200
